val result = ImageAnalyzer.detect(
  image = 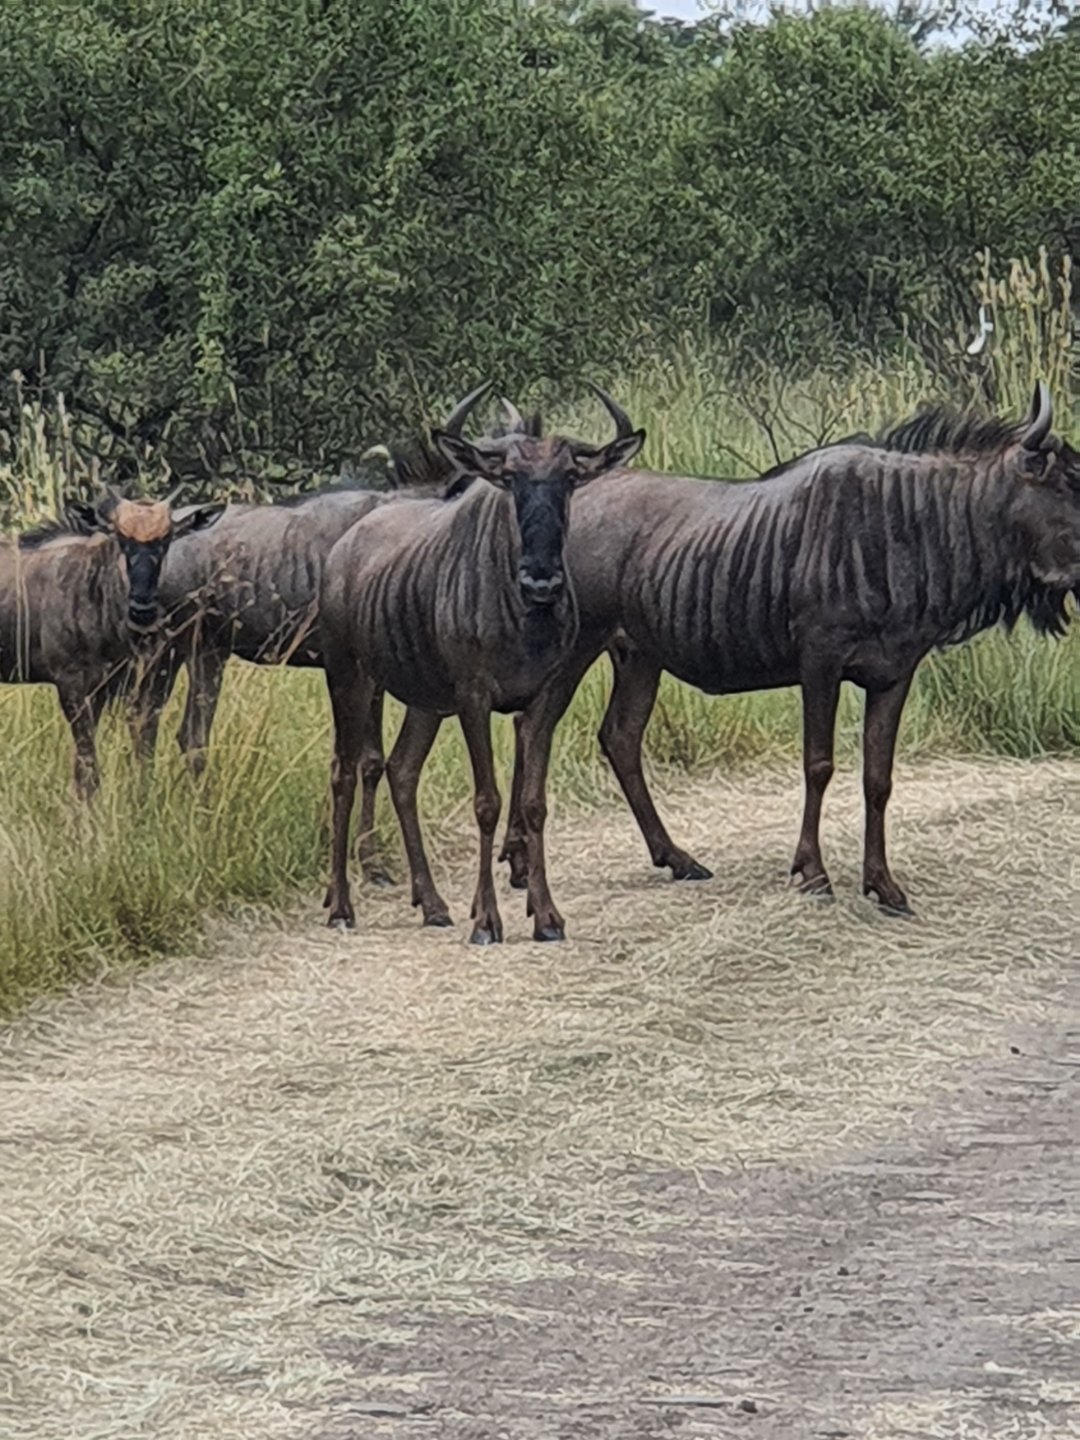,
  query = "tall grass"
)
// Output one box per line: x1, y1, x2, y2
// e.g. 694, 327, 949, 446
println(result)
1, 256, 1078, 1013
